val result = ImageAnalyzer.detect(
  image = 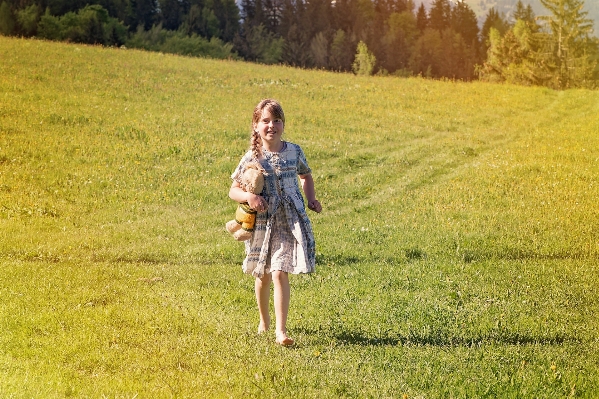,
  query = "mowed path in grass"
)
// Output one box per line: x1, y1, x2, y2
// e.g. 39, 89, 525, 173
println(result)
1, 36, 599, 397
